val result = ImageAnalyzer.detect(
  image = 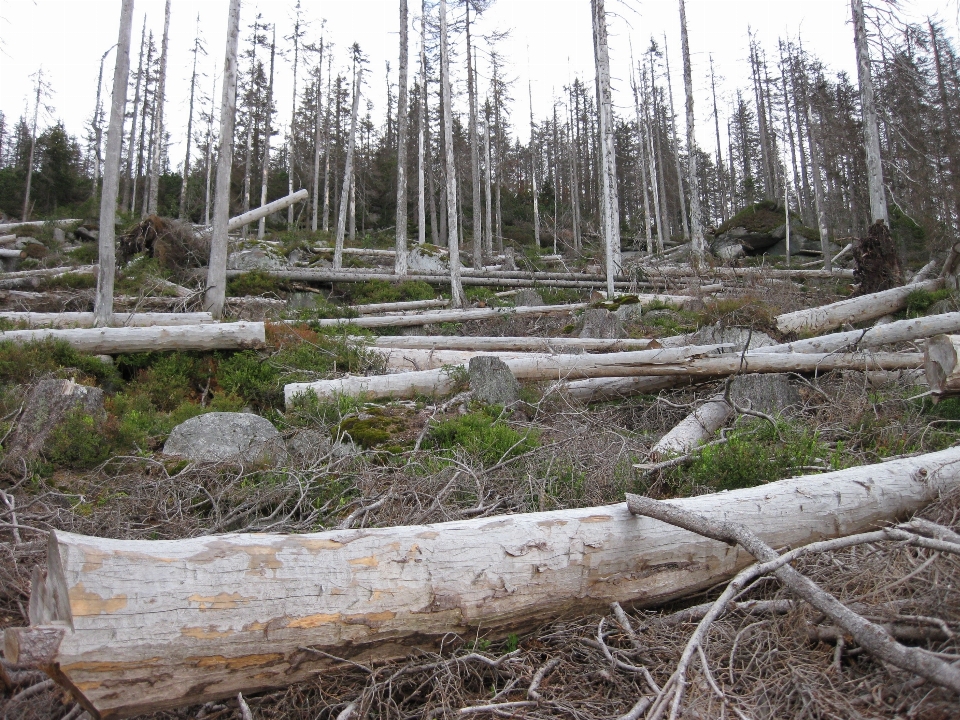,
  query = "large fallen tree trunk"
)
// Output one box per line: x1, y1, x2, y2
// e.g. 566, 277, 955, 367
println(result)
311, 303, 590, 328
640, 264, 854, 280
225, 189, 309, 233
764, 311, 960, 354
0, 312, 214, 328
0, 321, 264, 354
286, 350, 920, 404
8, 447, 960, 718
361, 335, 660, 352
775, 279, 941, 335
0, 219, 81, 232
0, 265, 97, 290
355, 298, 449, 314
